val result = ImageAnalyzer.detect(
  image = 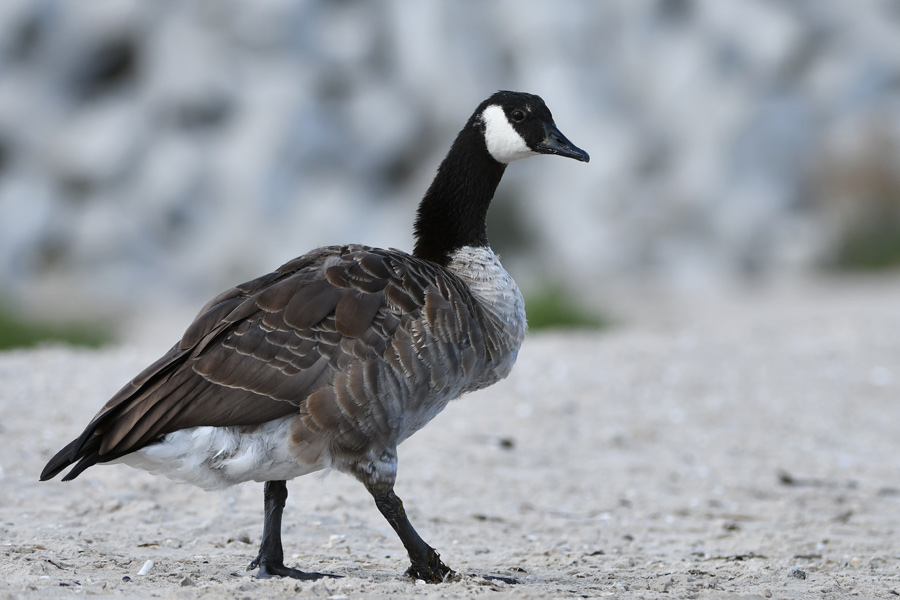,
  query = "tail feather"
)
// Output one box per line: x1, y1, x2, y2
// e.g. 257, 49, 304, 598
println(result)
41, 429, 162, 482
61, 444, 104, 481
39, 437, 87, 481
